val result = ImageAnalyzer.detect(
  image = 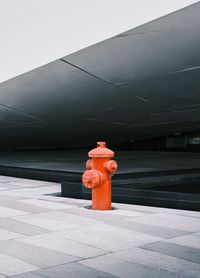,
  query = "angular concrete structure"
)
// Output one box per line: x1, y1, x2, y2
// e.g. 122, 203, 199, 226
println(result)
0, 2, 200, 150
